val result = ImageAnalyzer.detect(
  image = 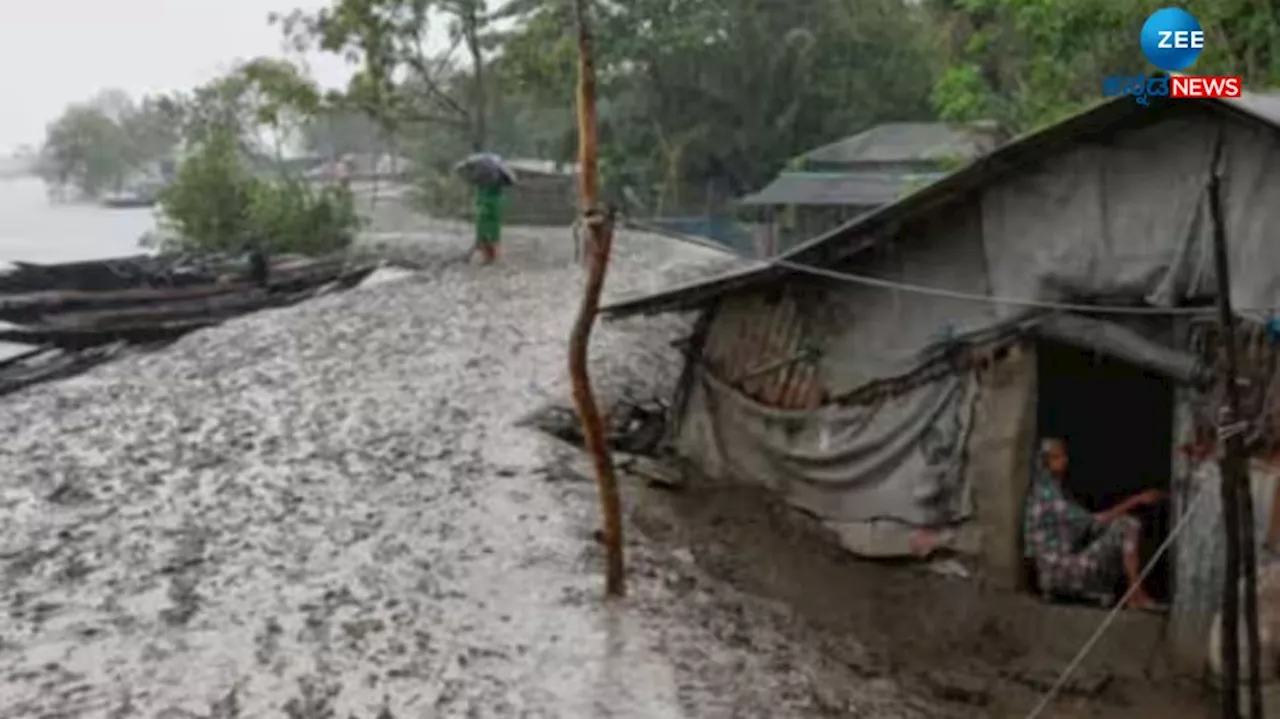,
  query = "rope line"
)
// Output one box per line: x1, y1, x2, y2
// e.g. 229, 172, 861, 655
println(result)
1023, 483, 1212, 719
770, 257, 1213, 316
